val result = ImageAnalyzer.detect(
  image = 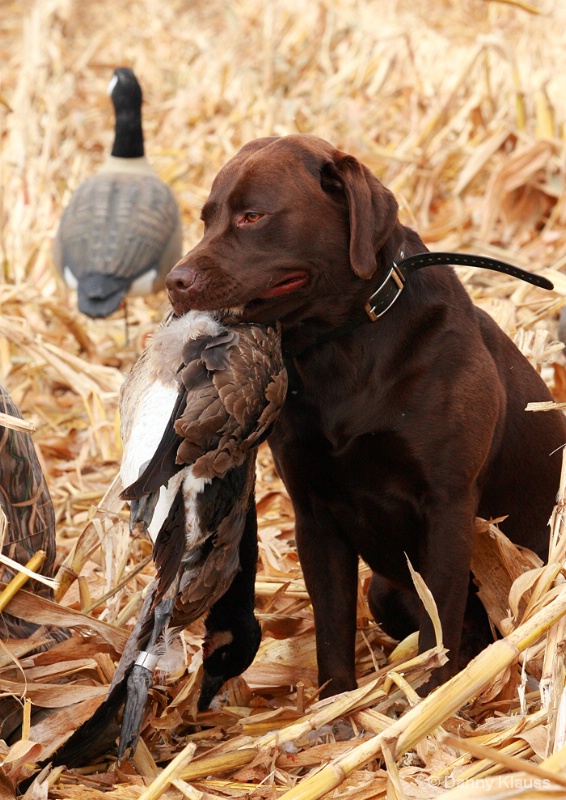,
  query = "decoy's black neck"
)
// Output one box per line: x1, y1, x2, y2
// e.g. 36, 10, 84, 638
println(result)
111, 107, 145, 158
